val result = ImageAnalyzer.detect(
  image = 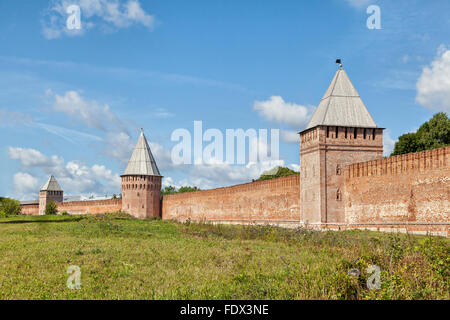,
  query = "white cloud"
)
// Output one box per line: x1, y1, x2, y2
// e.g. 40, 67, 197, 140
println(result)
416, 45, 450, 112
280, 129, 299, 144
162, 176, 190, 189
253, 96, 312, 129
188, 160, 285, 190
288, 163, 300, 172
8, 147, 50, 167
42, 0, 156, 39
103, 132, 134, 163
13, 172, 40, 200
49, 90, 124, 131
383, 130, 396, 157
9, 147, 121, 198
